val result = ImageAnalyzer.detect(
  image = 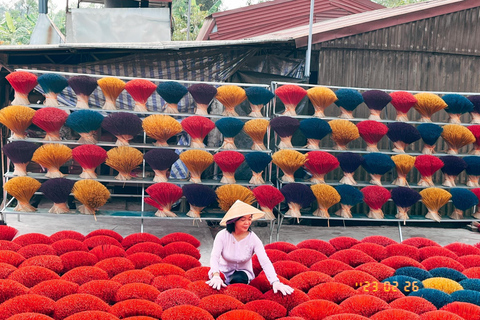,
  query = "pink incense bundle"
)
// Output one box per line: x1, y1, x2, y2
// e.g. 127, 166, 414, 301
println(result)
5, 71, 37, 105
252, 185, 284, 220
72, 145, 108, 179
390, 91, 418, 122
414, 155, 444, 187
361, 186, 391, 219
125, 79, 157, 112
304, 151, 339, 184
356, 120, 388, 152
181, 116, 215, 148
32, 107, 69, 141
275, 84, 307, 116
145, 183, 183, 217
468, 125, 480, 155
213, 151, 245, 184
